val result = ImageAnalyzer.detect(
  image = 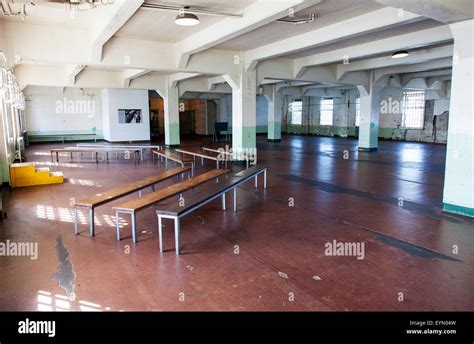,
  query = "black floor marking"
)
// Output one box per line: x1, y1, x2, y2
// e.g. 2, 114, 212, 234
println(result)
343, 221, 462, 262
279, 174, 463, 224
53, 236, 77, 300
